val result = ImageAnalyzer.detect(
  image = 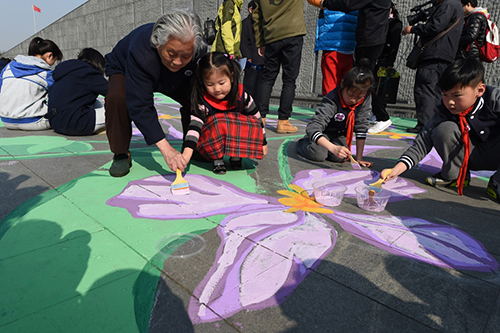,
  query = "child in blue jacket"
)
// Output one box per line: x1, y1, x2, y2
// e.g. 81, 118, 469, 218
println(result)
47, 48, 108, 135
